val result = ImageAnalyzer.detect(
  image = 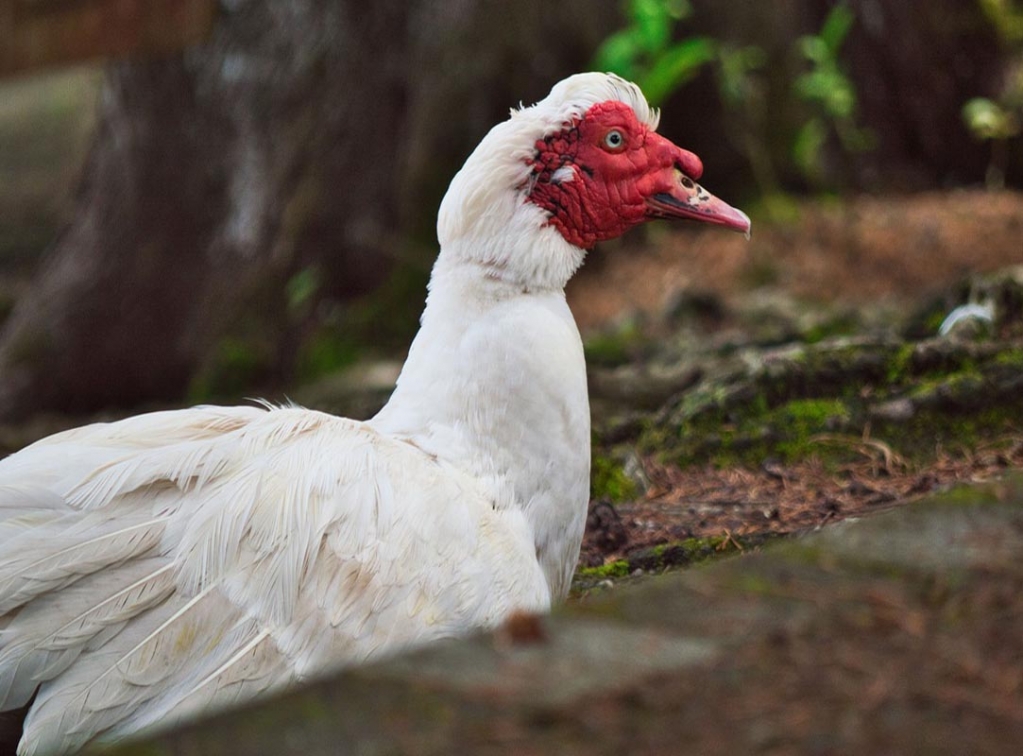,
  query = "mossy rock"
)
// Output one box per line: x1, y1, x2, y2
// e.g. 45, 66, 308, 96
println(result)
572, 532, 777, 595
637, 336, 1023, 468
590, 453, 639, 503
